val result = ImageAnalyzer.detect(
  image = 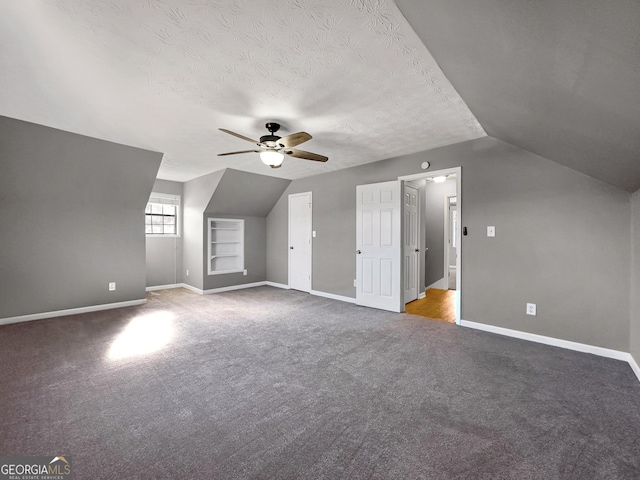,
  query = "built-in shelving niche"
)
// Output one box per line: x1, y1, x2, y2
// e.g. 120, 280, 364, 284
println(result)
207, 218, 244, 275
